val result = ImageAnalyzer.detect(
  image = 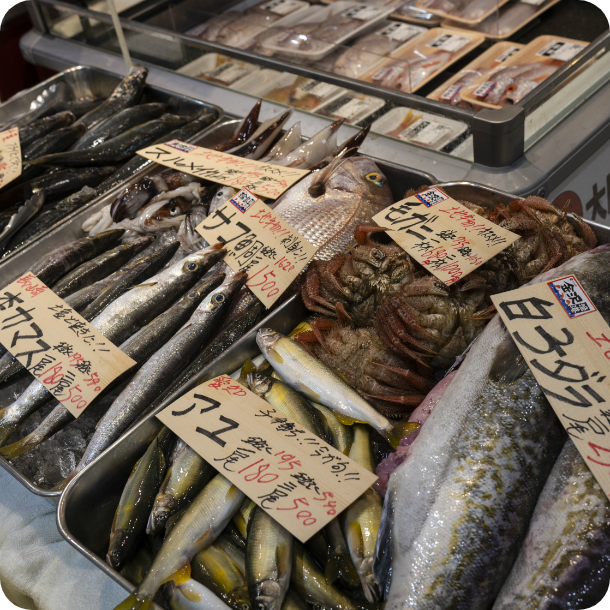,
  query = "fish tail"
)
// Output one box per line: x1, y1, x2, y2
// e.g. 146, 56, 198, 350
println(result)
383, 421, 420, 450
51, 467, 79, 492
324, 552, 360, 588
113, 594, 152, 610
0, 433, 41, 459
373, 485, 395, 600
0, 409, 19, 447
